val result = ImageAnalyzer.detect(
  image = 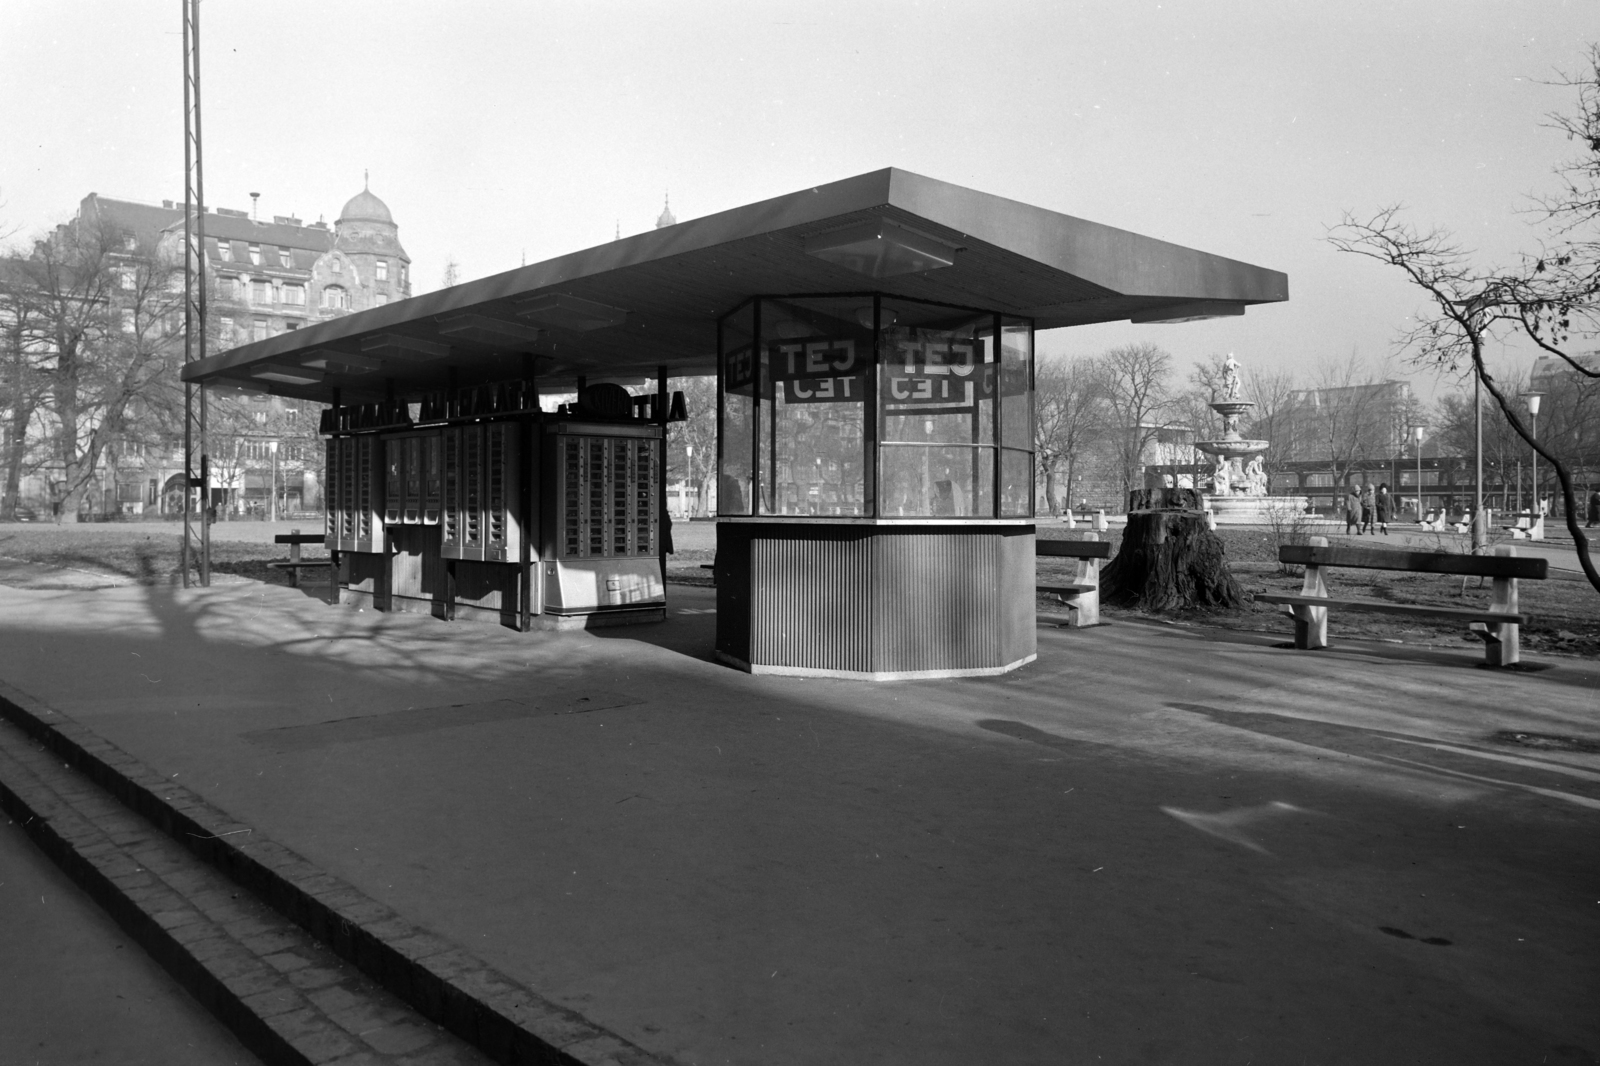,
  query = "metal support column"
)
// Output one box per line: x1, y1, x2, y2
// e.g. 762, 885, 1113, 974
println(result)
181, 0, 209, 586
